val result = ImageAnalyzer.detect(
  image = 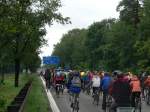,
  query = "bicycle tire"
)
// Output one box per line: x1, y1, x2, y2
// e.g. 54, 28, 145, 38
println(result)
135, 97, 142, 112
146, 93, 150, 104
76, 101, 79, 112
96, 95, 99, 106
105, 107, 111, 112
56, 86, 60, 97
